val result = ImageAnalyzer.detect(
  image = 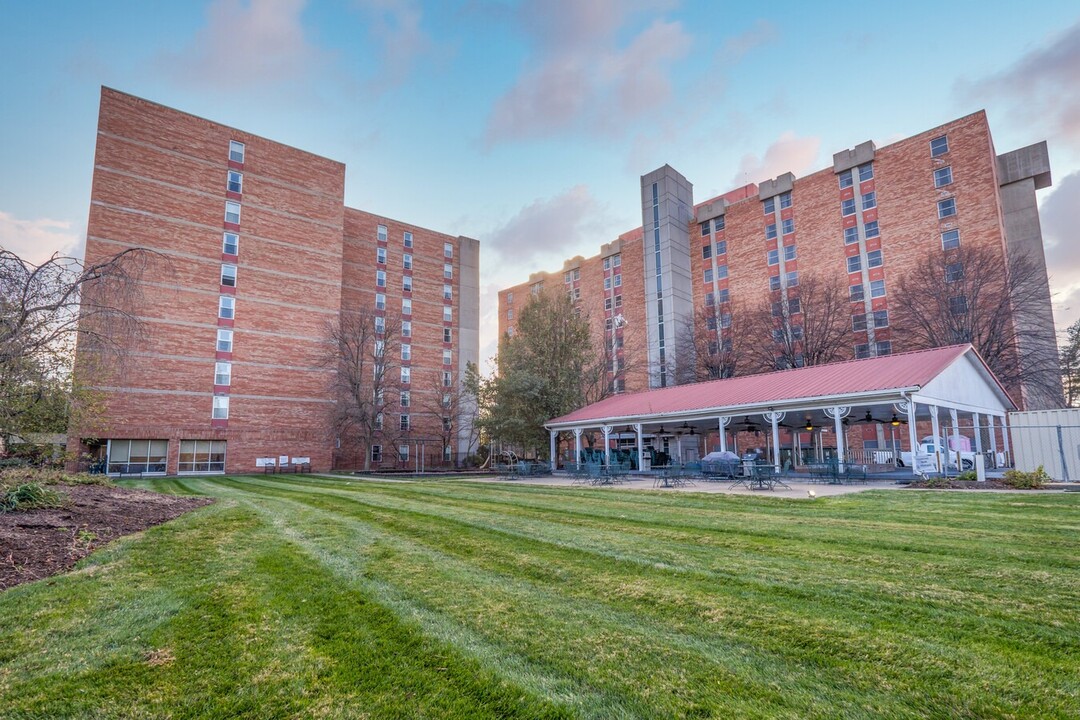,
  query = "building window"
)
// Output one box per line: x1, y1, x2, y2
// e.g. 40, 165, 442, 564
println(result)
844, 226, 859, 245
221, 264, 237, 287
374, 339, 385, 357
770, 275, 782, 291
779, 191, 792, 209
765, 223, 778, 240
604, 297, 612, 310
375, 316, 385, 333
949, 295, 968, 315
403, 231, 413, 247
375, 293, 386, 310
444, 263, 453, 279
224, 201, 241, 225
786, 271, 799, 287
931, 135, 949, 157
838, 170, 853, 189
873, 310, 889, 328
715, 264, 728, 280
841, 198, 856, 216
443, 328, 452, 343
107, 439, 168, 475
377, 225, 388, 241
222, 232, 239, 256
614, 294, 622, 307
705, 291, 715, 307
946, 262, 964, 283
938, 198, 957, 218
443, 349, 452, 365
613, 273, 621, 287
376, 270, 386, 287
715, 240, 727, 255
398, 444, 409, 462
400, 390, 410, 408
850, 283, 864, 301
700, 220, 710, 236
858, 163, 874, 182
784, 245, 796, 261
401, 367, 411, 383
767, 249, 779, 266
401, 320, 410, 336
377, 247, 386, 264
867, 249, 883, 268
227, 141, 246, 165
444, 284, 453, 301
854, 343, 871, 359
934, 167, 954, 188
178, 439, 227, 473
763, 197, 776, 215
401, 344, 411, 361
399, 413, 410, 432
852, 313, 868, 332
444, 306, 452, 322
371, 445, 382, 463
216, 328, 233, 352
875, 341, 892, 356
506, 292, 513, 305
402, 298, 412, 314
706, 315, 717, 330
702, 244, 712, 260
782, 218, 794, 235
215, 361, 231, 386
402, 276, 412, 292
443, 371, 452, 387
870, 279, 886, 298
861, 192, 877, 211
772, 301, 784, 317
227, 171, 243, 194
864, 220, 880, 238
444, 242, 453, 259
847, 255, 862, 273
942, 229, 960, 250
218, 295, 235, 319
603, 257, 610, 271
212, 396, 229, 420
604, 276, 612, 290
